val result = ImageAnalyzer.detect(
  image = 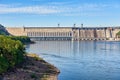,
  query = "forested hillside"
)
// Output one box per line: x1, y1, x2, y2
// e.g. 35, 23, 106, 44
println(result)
0, 24, 9, 35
